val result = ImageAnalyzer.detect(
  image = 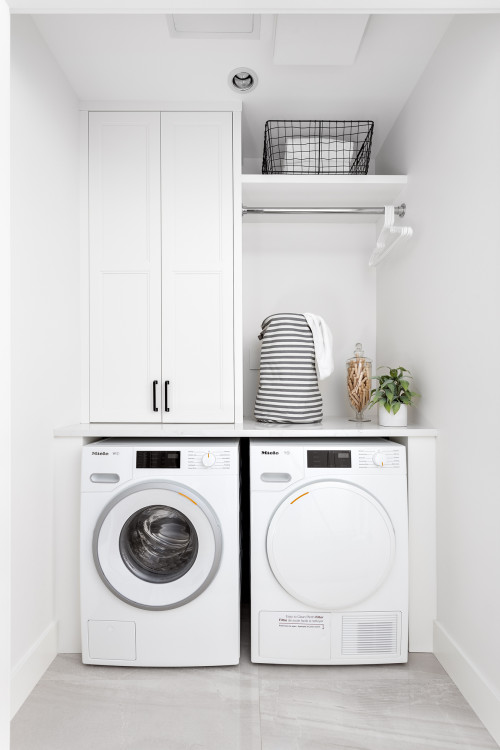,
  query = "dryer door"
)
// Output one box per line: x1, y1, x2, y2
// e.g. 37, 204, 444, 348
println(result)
94, 480, 222, 610
267, 480, 395, 610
